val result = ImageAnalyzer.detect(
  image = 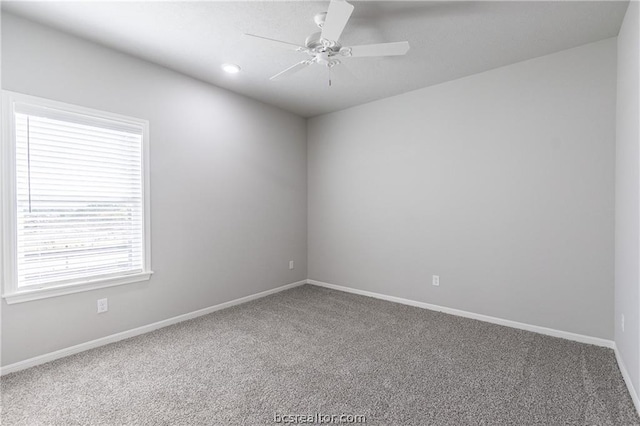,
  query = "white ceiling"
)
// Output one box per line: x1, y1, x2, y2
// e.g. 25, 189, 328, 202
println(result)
2, 1, 629, 117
